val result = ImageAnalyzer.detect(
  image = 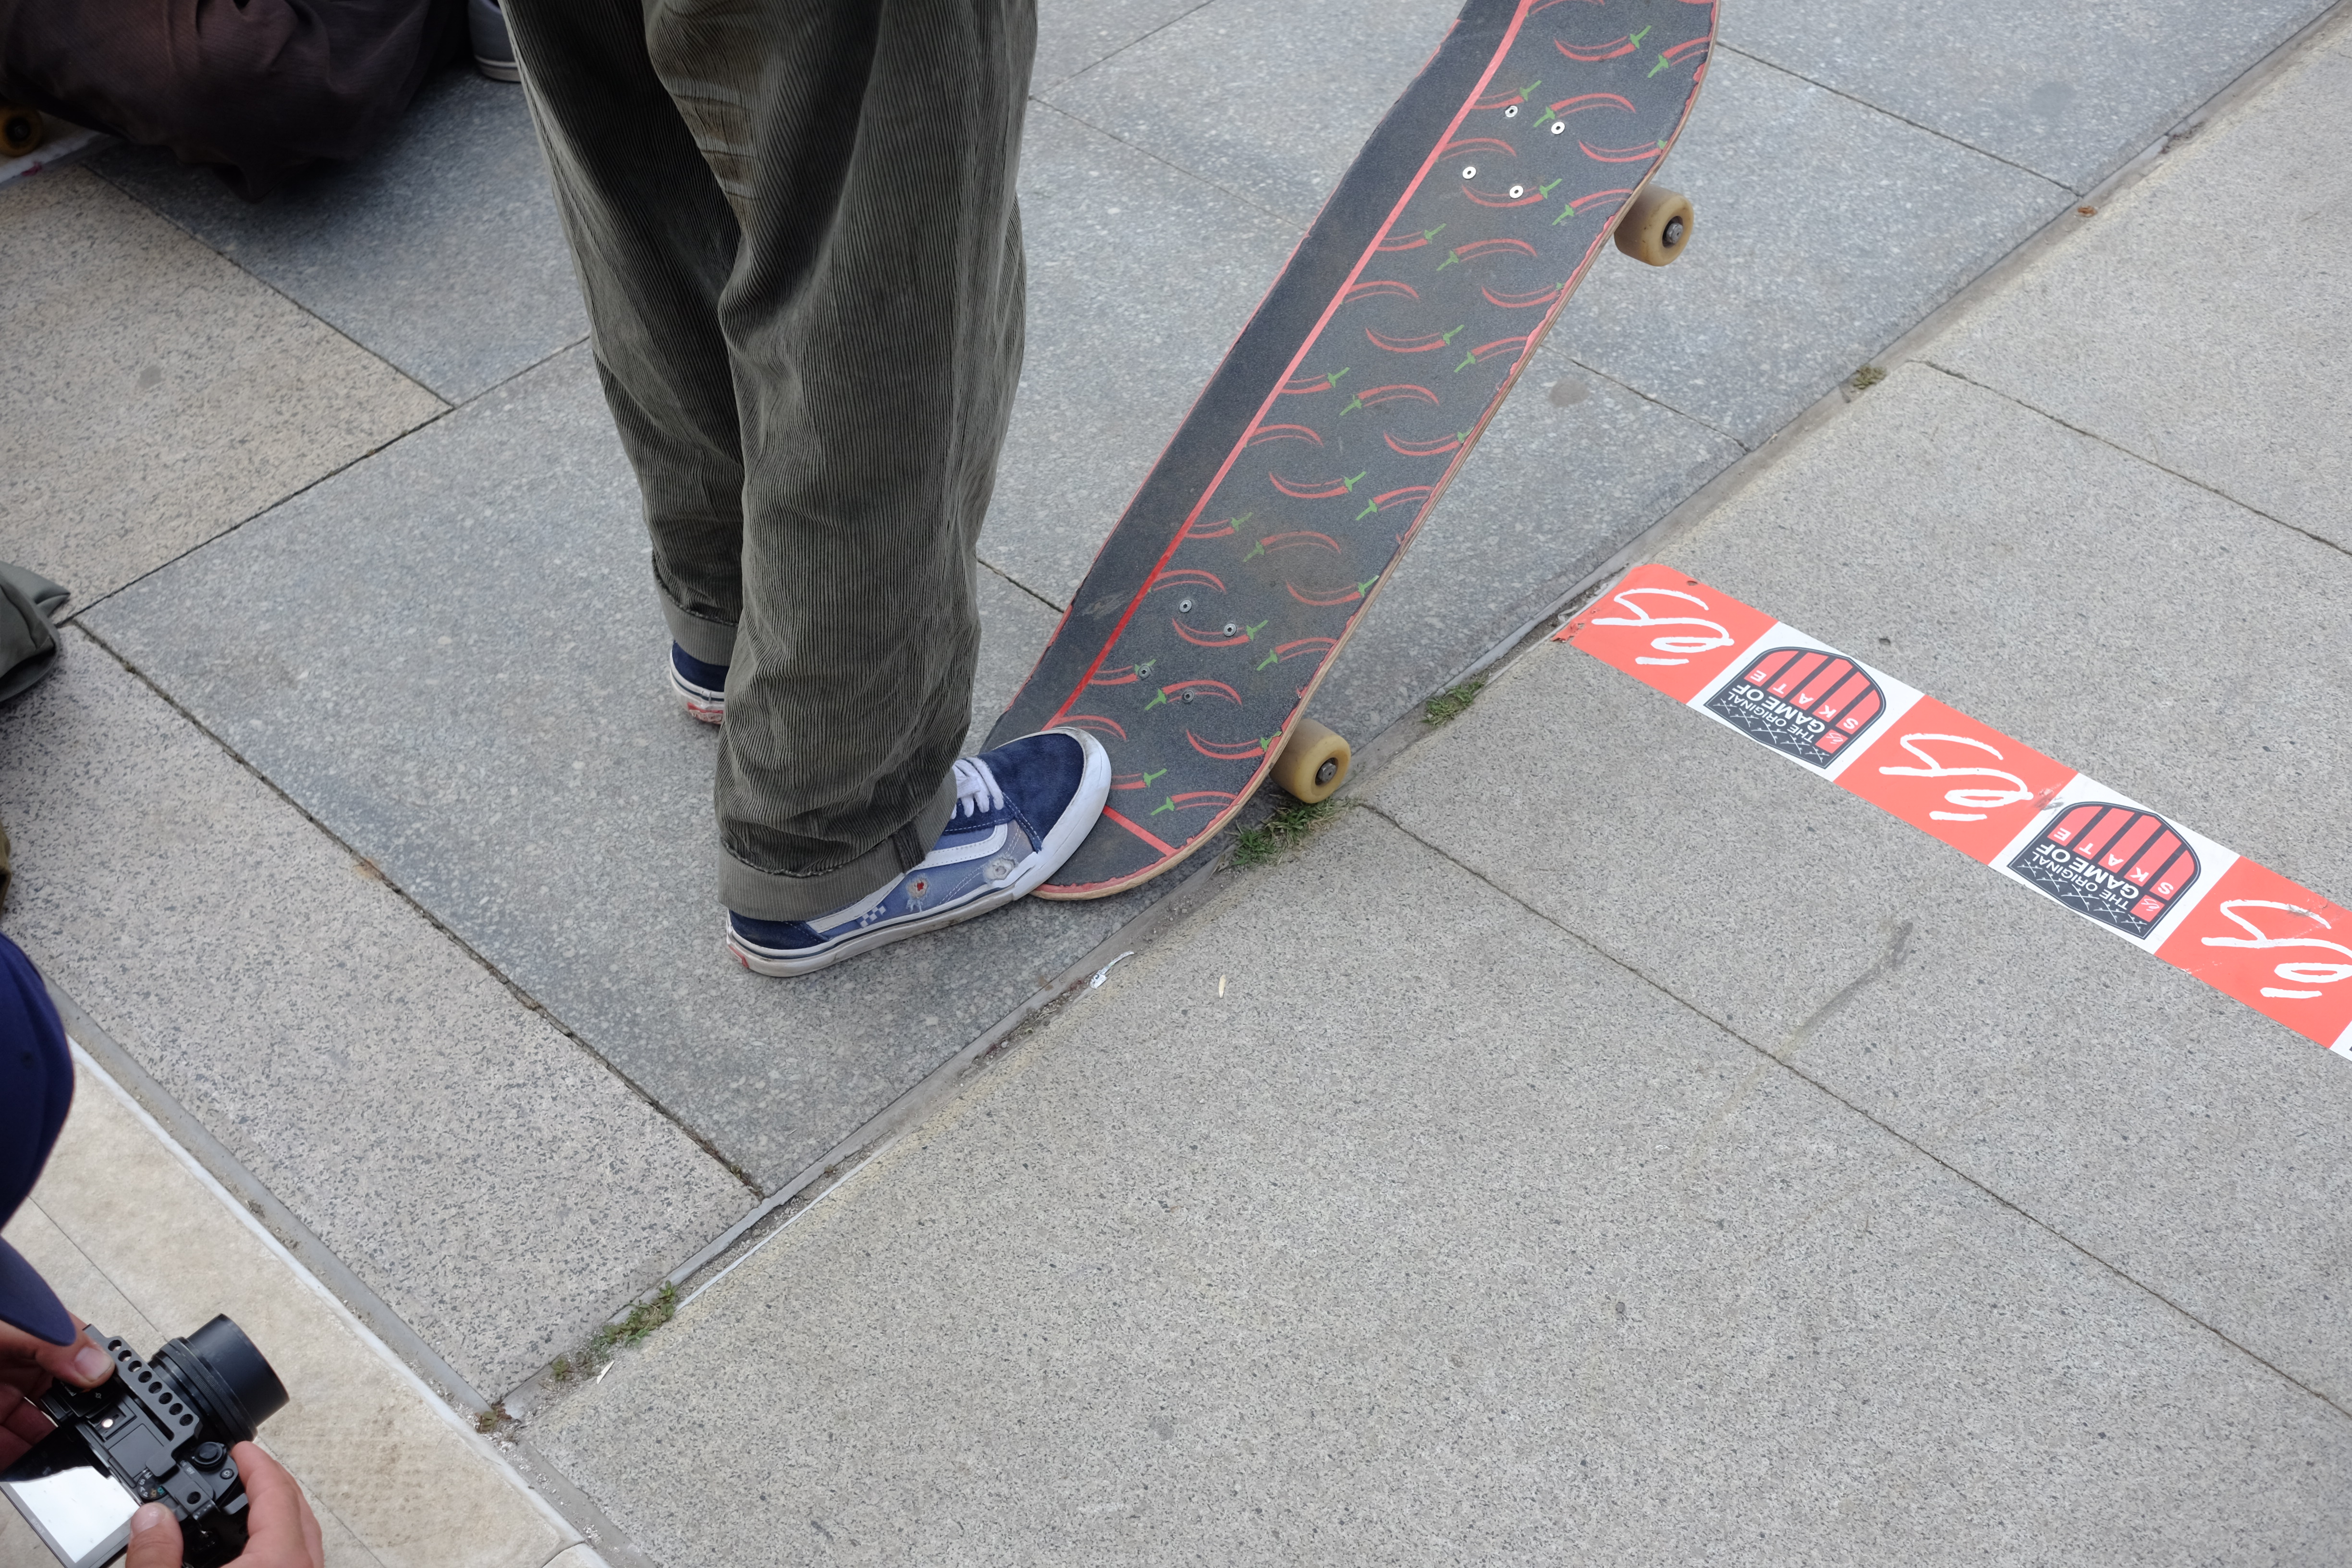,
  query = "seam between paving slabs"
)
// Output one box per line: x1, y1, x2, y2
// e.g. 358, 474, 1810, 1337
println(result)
1711, 41, 2078, 191
1023, 96, 1307, 233
60, 331, 593, 629
1919, 362, 2352, 566
1351, 796, 2352, 1428
1030, 0, 1220, 94
979, 553, 1068, 614
55, 620, 765, 1198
